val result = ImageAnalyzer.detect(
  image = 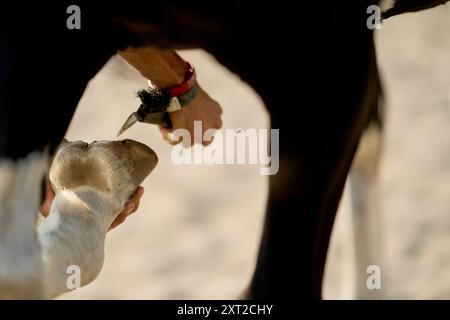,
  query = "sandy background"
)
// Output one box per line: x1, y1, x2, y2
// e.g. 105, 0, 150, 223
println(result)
61, 6, 450, 299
